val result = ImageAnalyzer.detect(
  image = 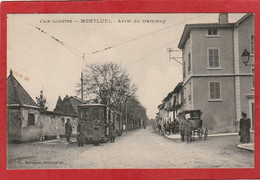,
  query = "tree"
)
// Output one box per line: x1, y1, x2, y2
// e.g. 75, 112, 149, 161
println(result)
36, 90, 47, 110
76, 62, 137, 110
